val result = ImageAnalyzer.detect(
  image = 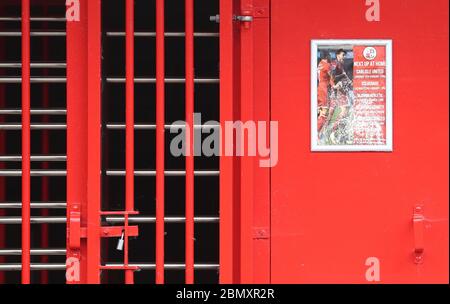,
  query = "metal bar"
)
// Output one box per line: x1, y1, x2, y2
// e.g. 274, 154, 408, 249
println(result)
0, 170, 67, 176
0, 249, 66, 256
0, 264, 66, 271
0, 108, 67, 115
219, 0, 234, 284
0, 17, 66, 22
0, 62, 66, 68
0, 263, 219, 271
106, 170, 220, 177
0, 77, 66, 83
0, 31, 66, 37
106, 77, 219, 84
240, 1, 255, 283
0, 155, 67, 161
66, 0, 88, 283
0, 123, 66, 130
125, 0, 135, 284
0, 202, 67, 209
86, 0, 102, 284
0, 123, 219, 130
0, 216, 219, 224
185, 0, 195, 284
0, 77, 218, 84
106, 32, 219, 37
0, 170, 218, 177
21, 0, 31, 284
106, 124, 220, 130
105, 216, 220, 224
156, 0, 166, 285
0, 19, 5, 283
